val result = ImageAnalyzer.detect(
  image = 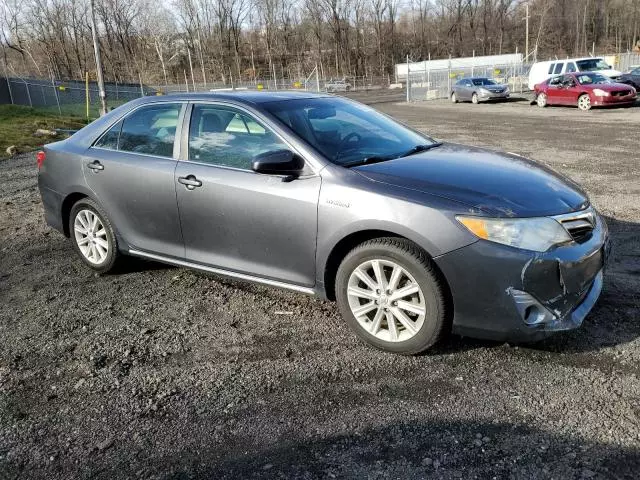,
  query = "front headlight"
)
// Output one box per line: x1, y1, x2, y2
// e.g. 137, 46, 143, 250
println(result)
456, 216, 572, 252
592, 88, 610, 96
